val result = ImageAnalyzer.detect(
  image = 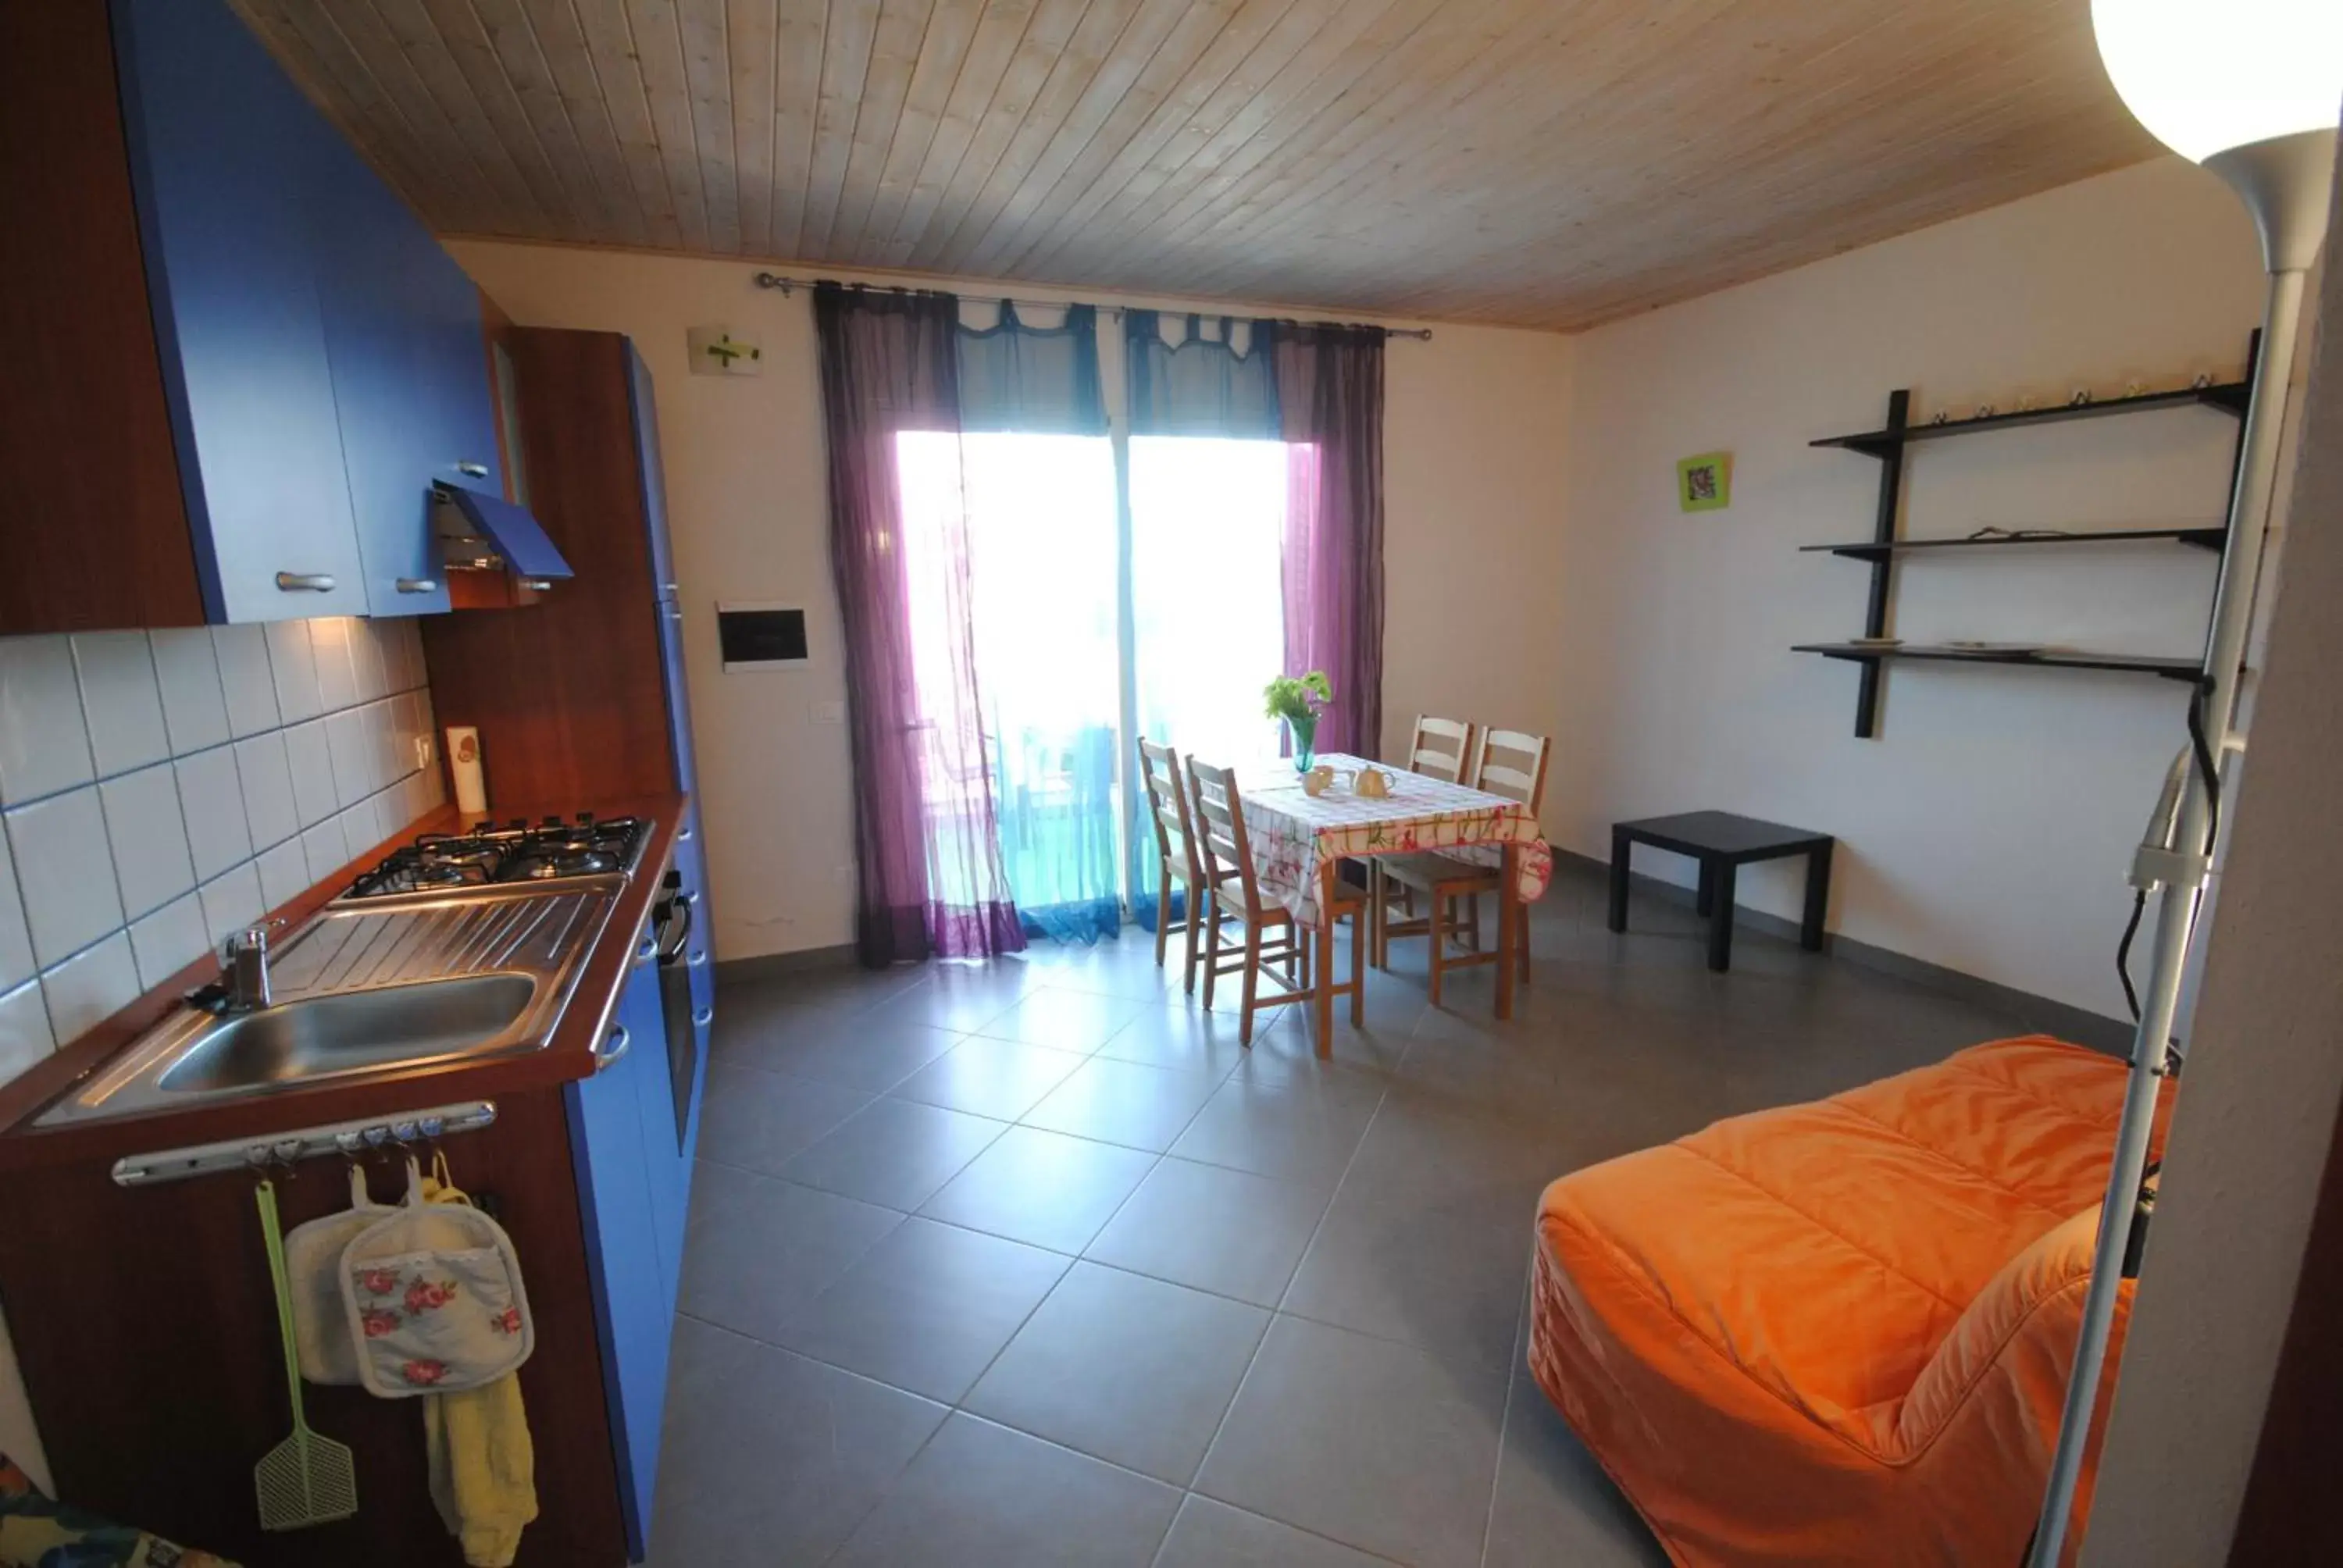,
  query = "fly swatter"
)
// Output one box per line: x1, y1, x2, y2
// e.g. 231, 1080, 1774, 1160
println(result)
255, 1179, 359, 1529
